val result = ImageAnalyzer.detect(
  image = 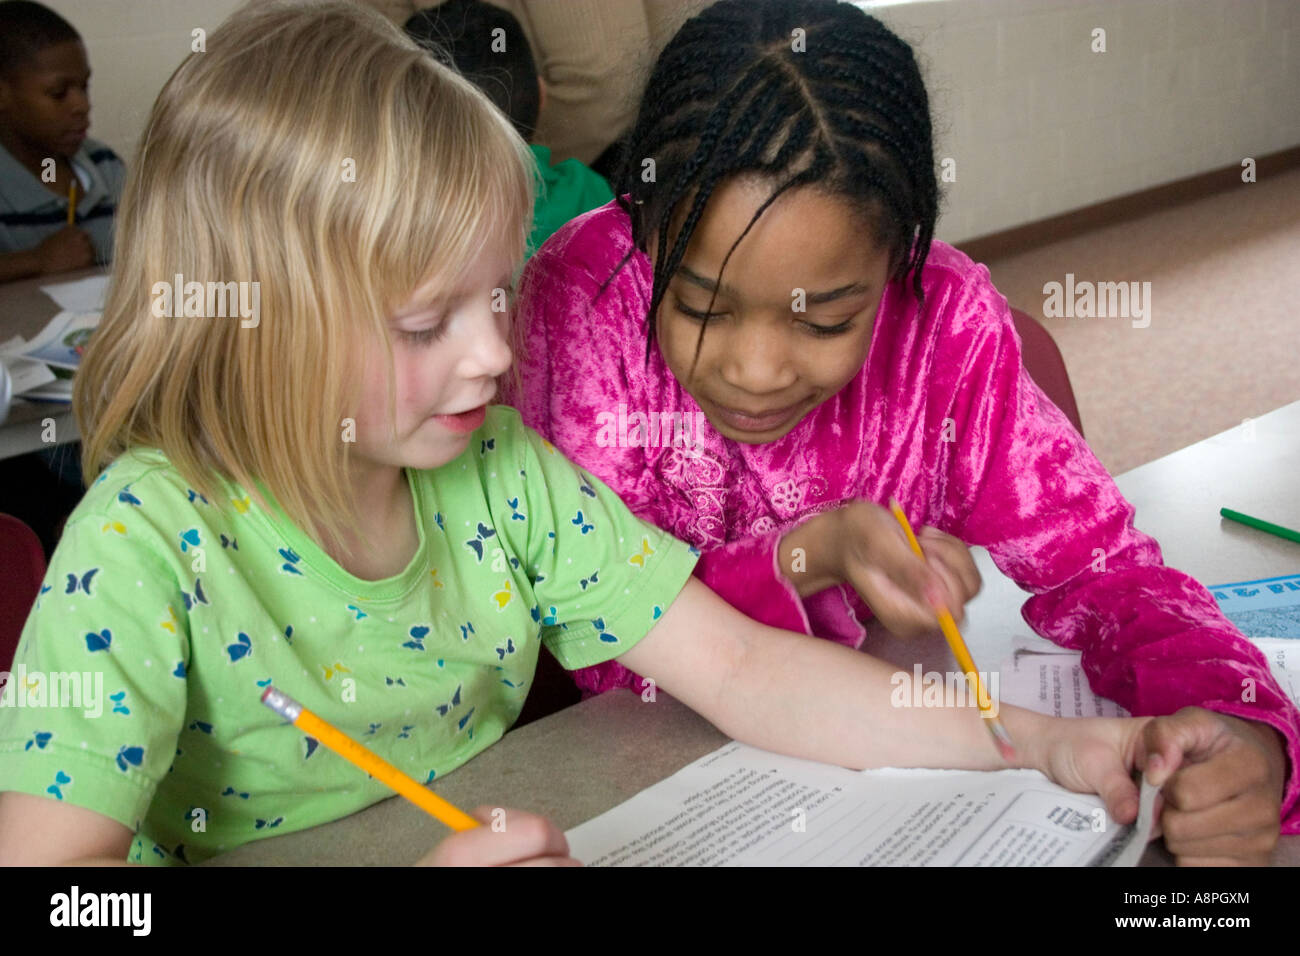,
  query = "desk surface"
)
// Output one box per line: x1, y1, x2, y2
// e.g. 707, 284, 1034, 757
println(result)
0, 267, 102, 458
212, 400, 1300, 866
